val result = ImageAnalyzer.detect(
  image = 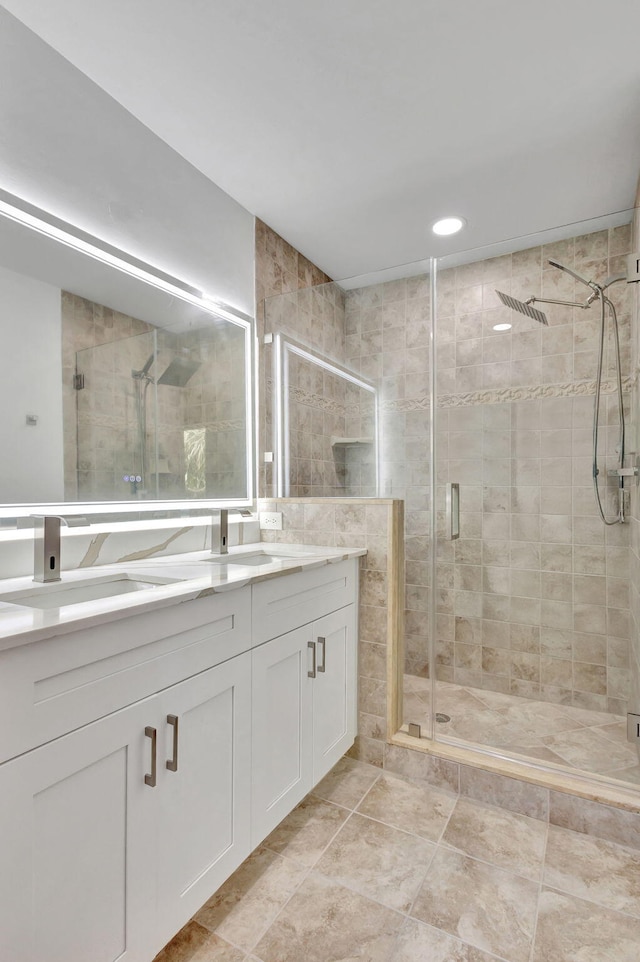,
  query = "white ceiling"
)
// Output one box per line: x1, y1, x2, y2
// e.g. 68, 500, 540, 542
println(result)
3, 0, 640, 280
